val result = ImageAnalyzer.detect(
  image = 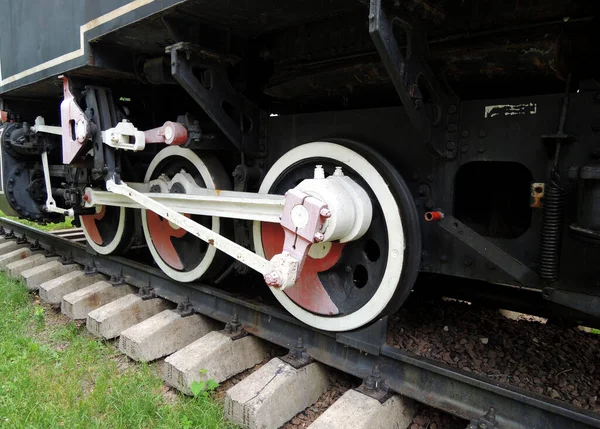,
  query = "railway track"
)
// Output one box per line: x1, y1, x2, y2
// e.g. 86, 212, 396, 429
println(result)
1, 217, 599, 429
